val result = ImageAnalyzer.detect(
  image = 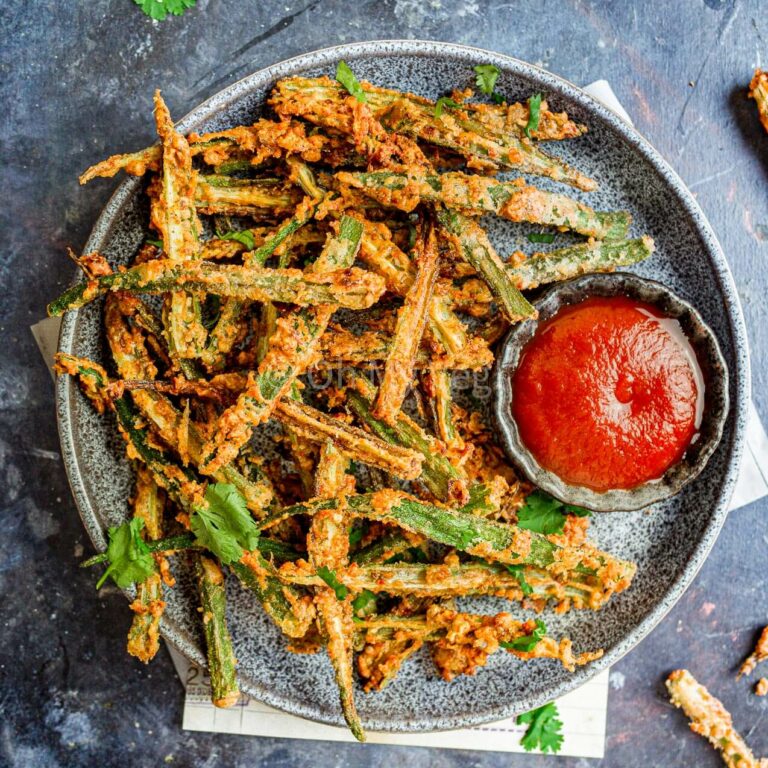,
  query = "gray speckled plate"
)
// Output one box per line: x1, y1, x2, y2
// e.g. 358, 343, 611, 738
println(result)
56, 41, 750, 732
